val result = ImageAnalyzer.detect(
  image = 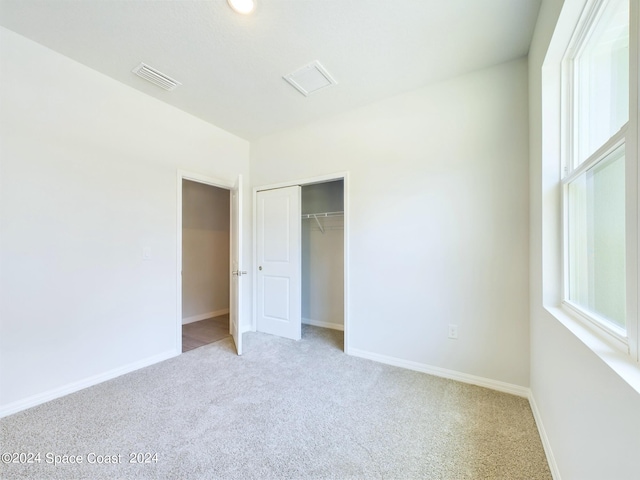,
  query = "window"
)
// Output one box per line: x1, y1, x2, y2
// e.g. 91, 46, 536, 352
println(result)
562, 0, 635, 348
